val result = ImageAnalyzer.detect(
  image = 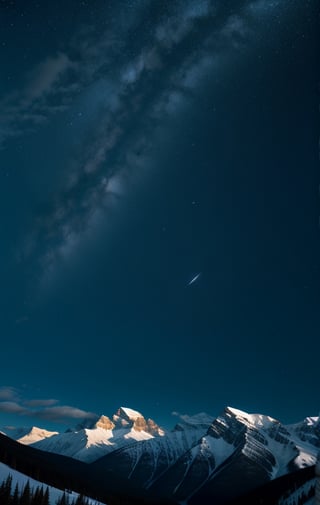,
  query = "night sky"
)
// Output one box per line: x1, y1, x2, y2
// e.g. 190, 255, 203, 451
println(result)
0, 0, 319, 431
